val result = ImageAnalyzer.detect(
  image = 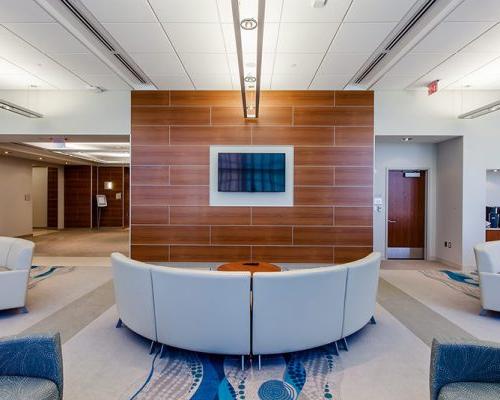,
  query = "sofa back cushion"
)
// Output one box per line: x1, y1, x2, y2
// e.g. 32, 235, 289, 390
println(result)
111, 253, 157, 341
6, 238, 35, 271
474, 241, 500, 273
151, 266, 251, 355
252, 266, 348, 355
342, 252, 381, 338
